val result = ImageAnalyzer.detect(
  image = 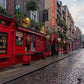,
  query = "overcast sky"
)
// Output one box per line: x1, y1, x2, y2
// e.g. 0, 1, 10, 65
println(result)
61, 0, 84, 34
